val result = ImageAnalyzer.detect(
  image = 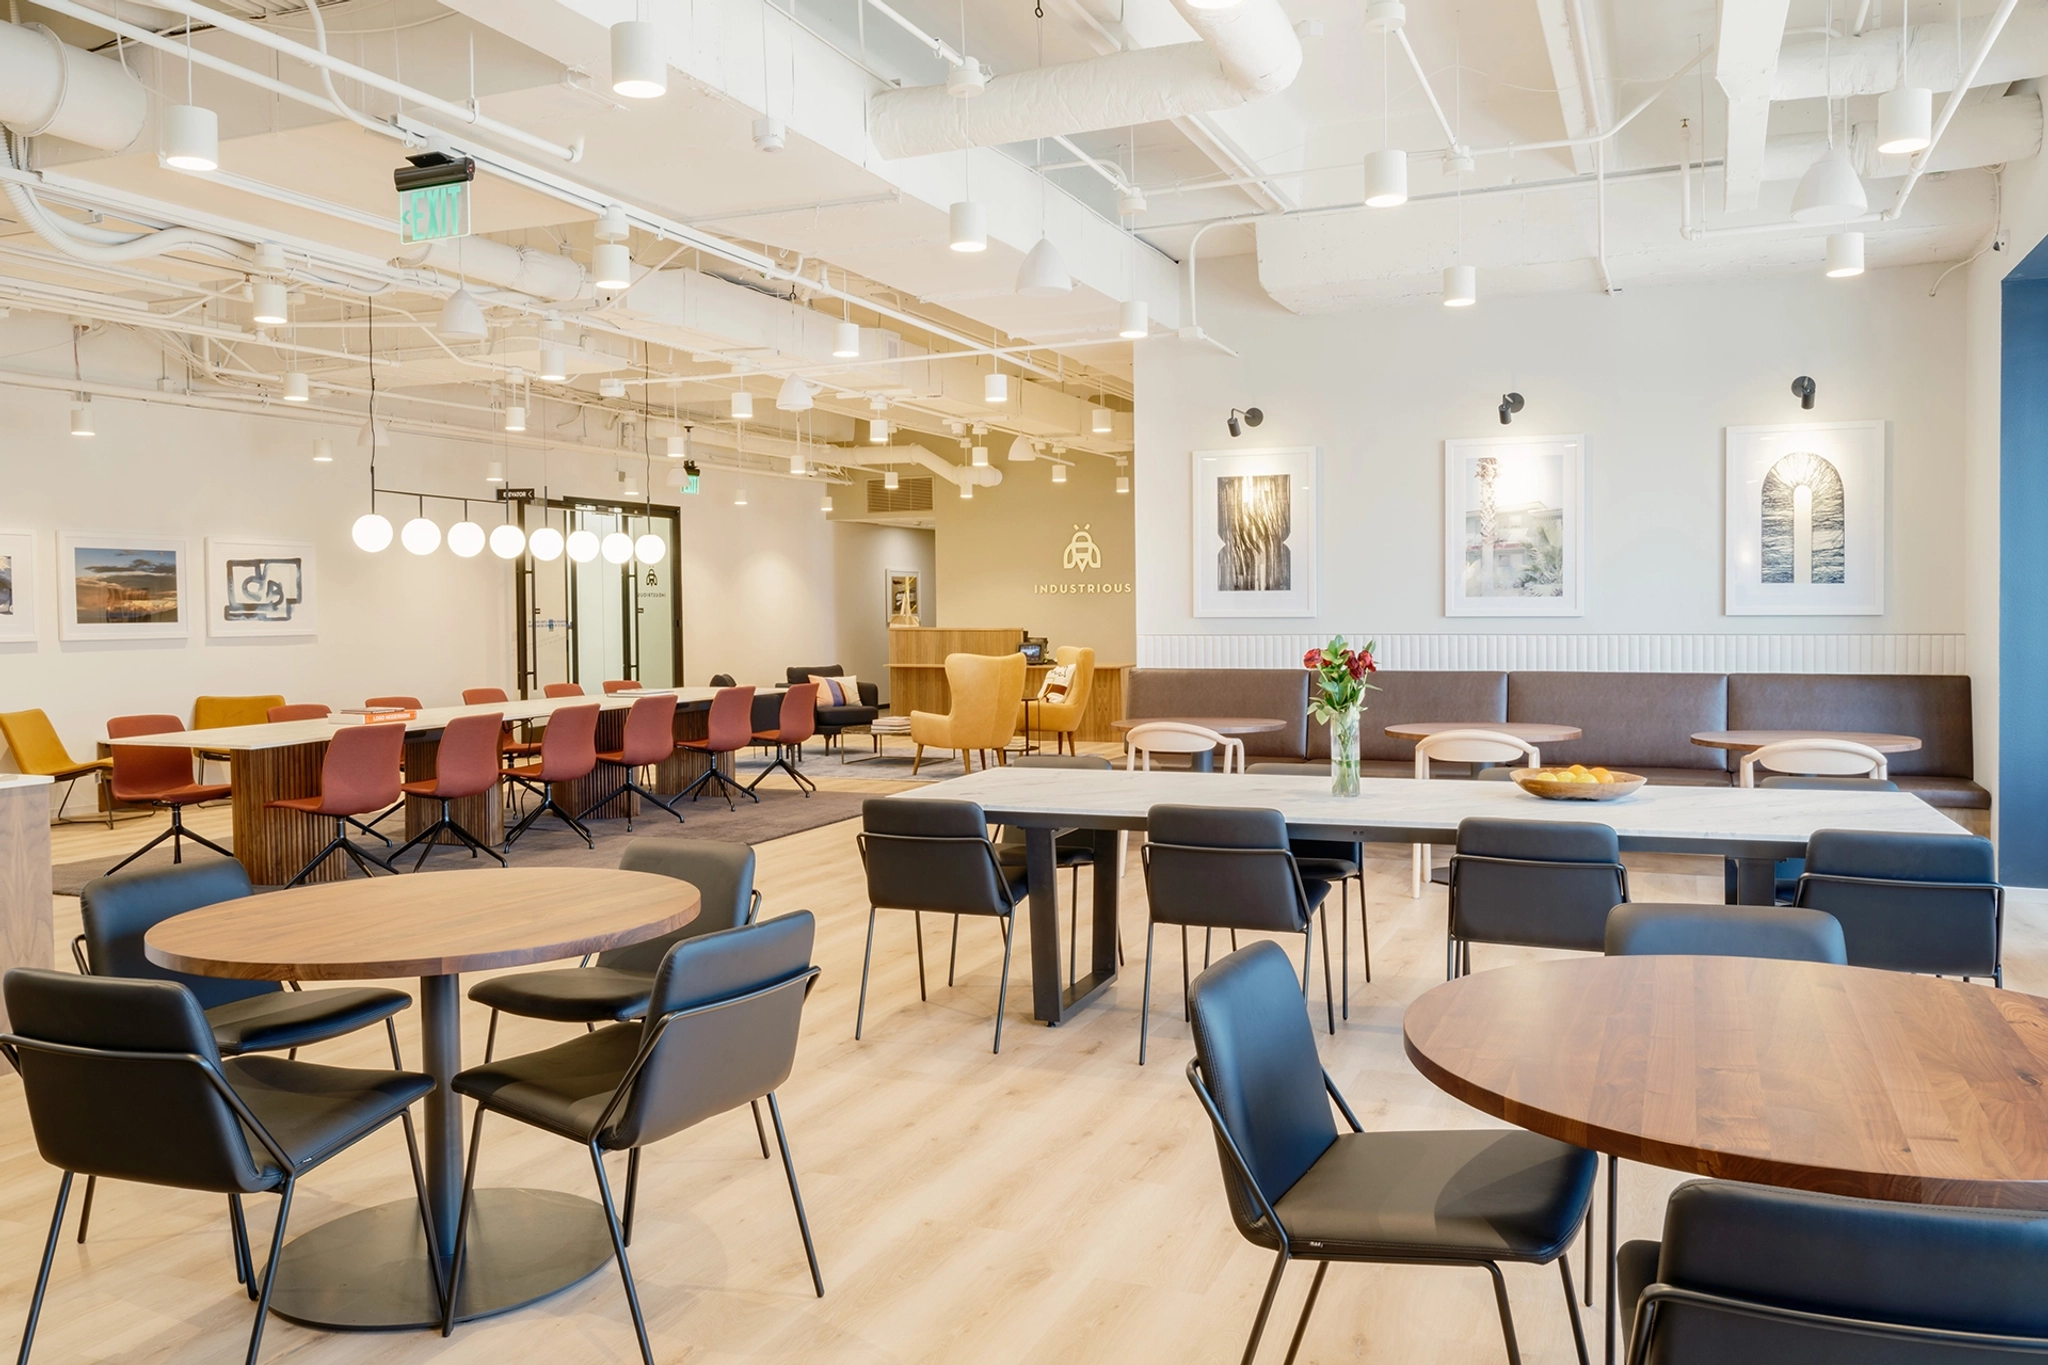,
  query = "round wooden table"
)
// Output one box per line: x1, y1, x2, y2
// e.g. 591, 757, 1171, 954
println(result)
146, 867, 699, 1332
1383, 721, 1584, 743
1690, 728, 1922, 755
1111, 717, 1286, 772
